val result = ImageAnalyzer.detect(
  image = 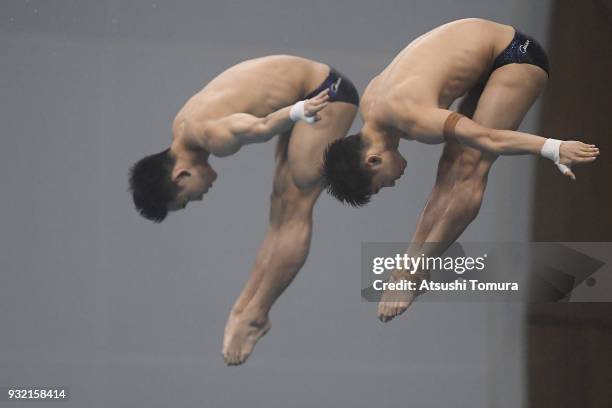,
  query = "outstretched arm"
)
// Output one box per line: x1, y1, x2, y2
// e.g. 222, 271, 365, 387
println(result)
377, 101, 599, 321
406, 107, 599, 179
